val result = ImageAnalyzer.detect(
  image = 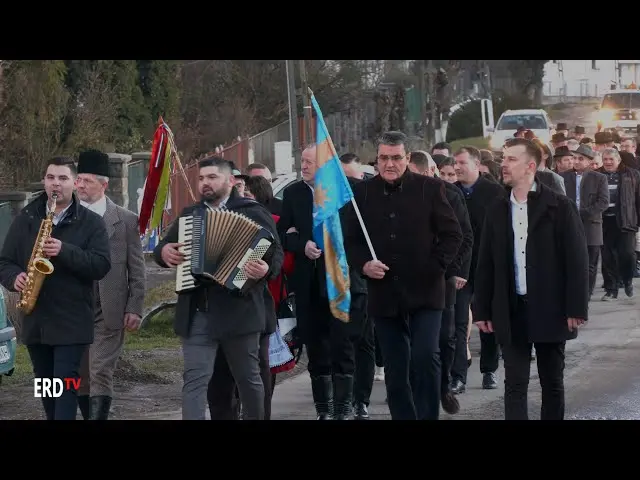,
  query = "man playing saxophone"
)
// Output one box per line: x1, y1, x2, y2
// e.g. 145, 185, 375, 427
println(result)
0, 156, 111, 420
